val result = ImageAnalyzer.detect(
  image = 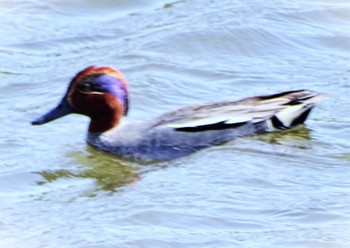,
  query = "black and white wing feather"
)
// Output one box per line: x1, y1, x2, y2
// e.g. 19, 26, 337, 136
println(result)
154, 90, 326, 132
